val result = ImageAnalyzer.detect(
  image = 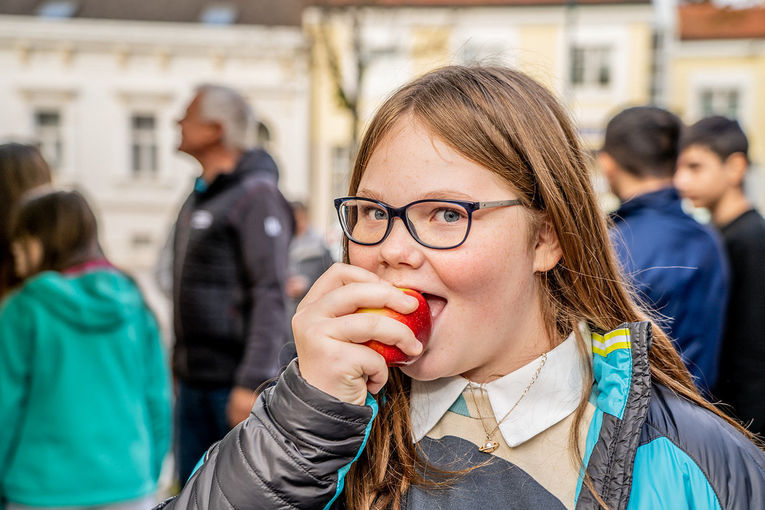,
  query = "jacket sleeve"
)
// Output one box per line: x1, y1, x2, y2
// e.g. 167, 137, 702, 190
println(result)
0, 296, 31, 483
141, 304, 172, 482
230, 179, 293, 390
157, 360, 377, 509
